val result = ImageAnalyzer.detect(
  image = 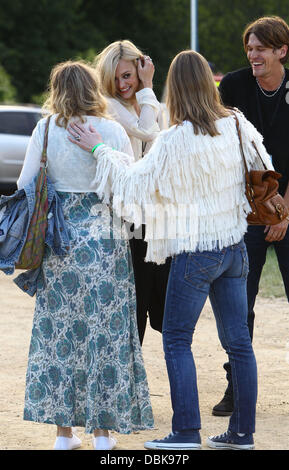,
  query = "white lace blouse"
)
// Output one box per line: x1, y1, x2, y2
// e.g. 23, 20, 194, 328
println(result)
17, 114, 134, 192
